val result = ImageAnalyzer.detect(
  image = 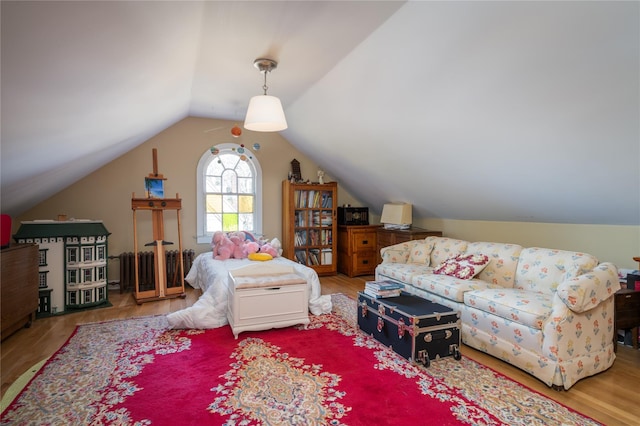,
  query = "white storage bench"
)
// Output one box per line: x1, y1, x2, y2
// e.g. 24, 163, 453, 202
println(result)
227, 264, 310, 339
